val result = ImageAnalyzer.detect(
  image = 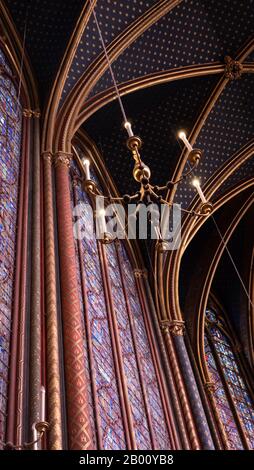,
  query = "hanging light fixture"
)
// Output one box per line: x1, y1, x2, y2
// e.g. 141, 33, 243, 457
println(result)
81, 2, 214, 246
